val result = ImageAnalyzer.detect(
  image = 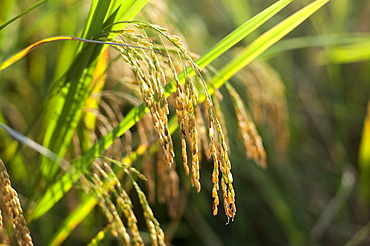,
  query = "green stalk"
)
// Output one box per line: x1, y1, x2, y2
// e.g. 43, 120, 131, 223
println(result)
39, 0, 148, 181
0, 0, 49, 31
